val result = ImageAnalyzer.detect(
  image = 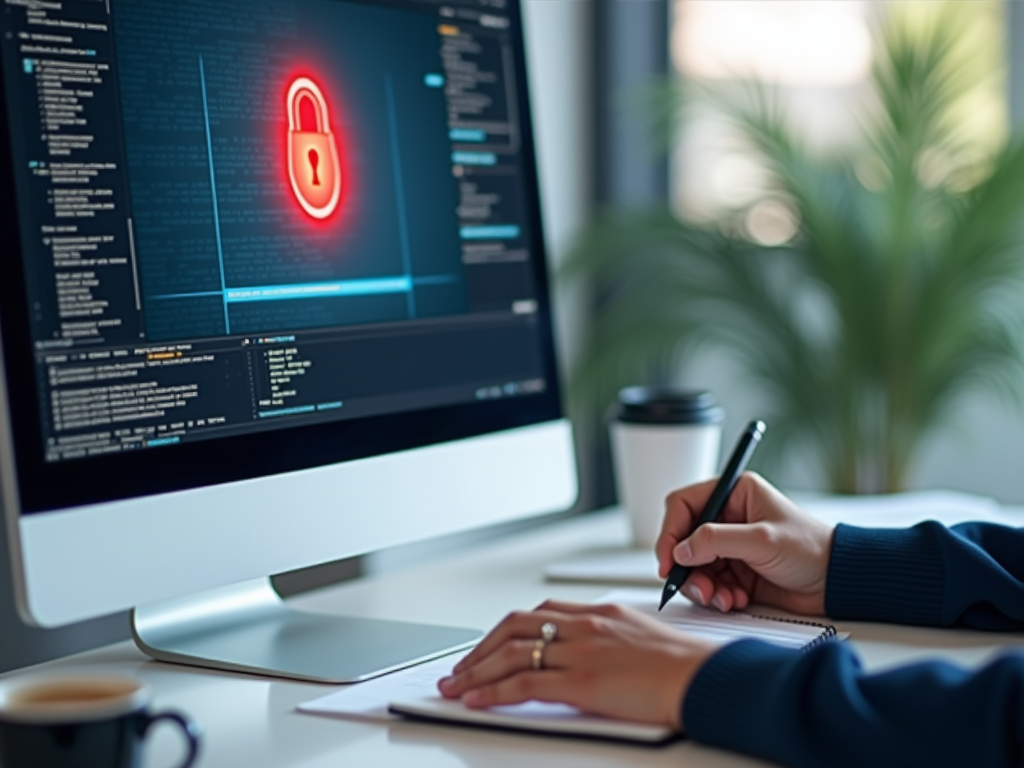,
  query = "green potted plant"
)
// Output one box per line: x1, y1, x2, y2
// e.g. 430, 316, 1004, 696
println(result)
565, 7, 1024, 494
